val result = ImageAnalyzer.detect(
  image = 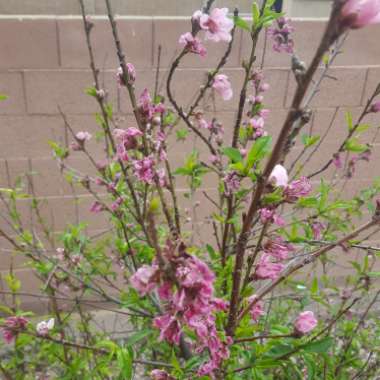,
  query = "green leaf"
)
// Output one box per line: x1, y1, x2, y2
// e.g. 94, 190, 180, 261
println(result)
245, 136, 272, 171
234, 15, 251, 31
85, 86, 98, 97
346, 111, 354, 131
116, 347, 133, 380
252, 3, 260, 25
222, 147, 243, 163
176, 128, 188, 141
266, 343, 294, 358
125, 329, 152, 346
301, 134, 320, 147
0, 94, 8, 101
344, 138, 367, 153
302, 337, 333, 353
